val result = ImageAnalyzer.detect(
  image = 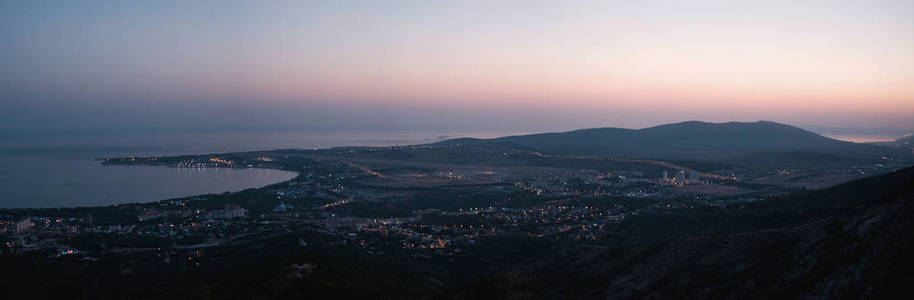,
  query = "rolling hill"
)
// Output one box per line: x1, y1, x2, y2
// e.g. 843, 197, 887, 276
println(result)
442, 121, 912, 168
